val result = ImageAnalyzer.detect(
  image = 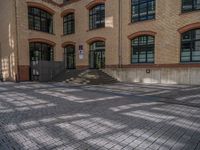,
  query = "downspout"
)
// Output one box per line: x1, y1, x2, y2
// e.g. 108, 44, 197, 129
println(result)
118, 0, 122, 68
14, 0, 20, 82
